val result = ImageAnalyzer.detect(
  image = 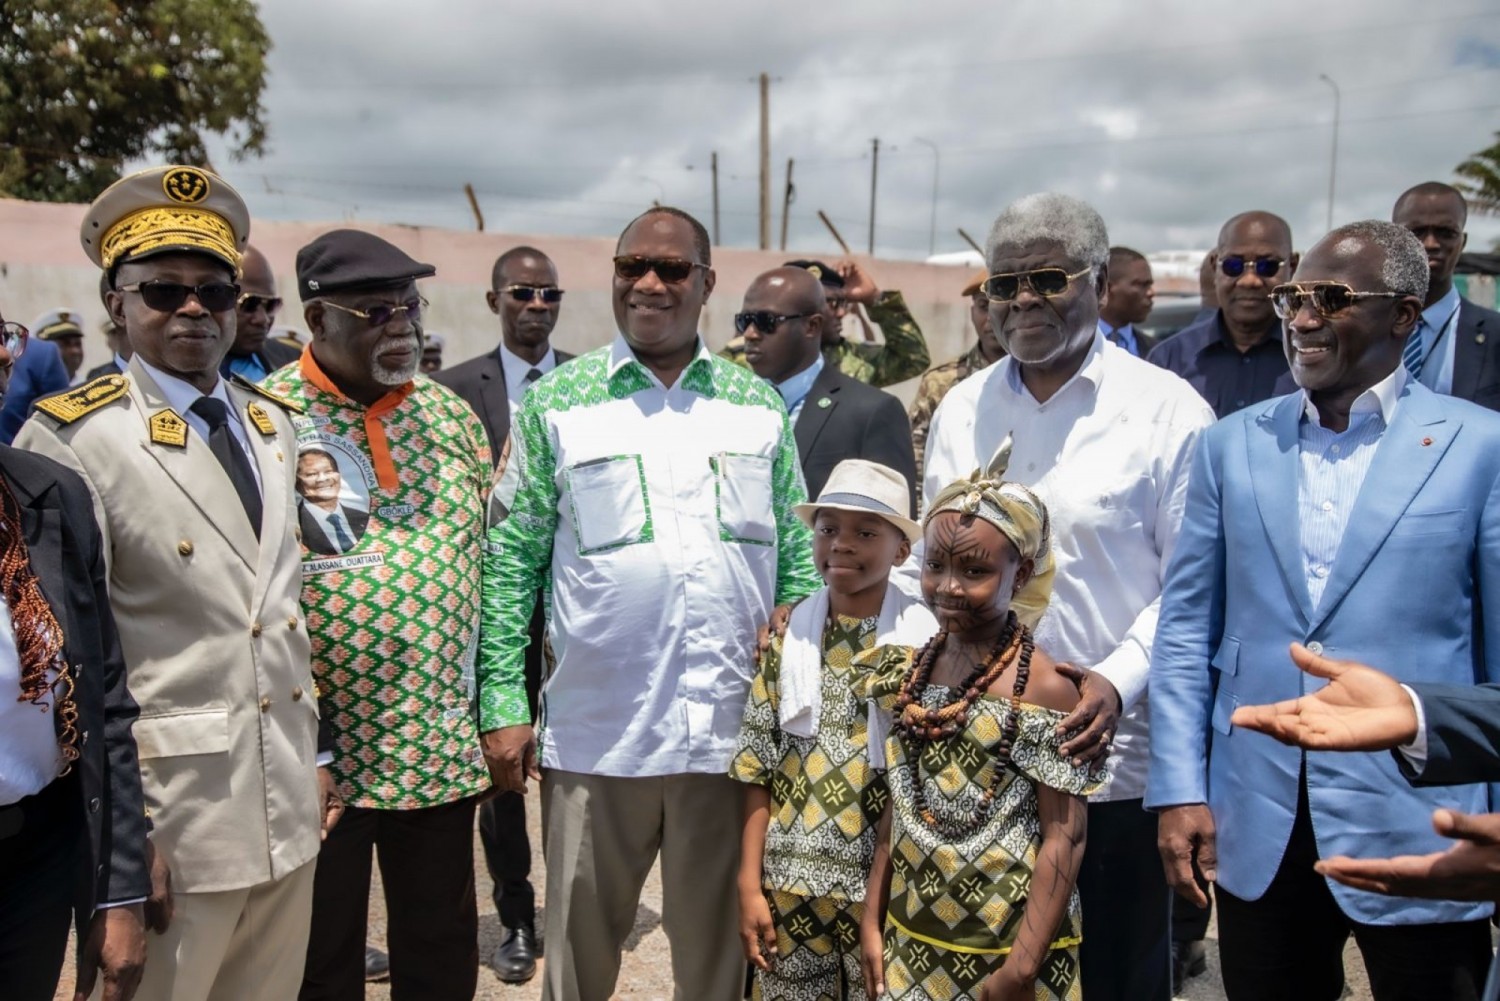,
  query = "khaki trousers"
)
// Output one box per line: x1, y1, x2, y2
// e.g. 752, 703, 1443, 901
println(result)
541, 770, 743, 1001
128, 858, 316, 1001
